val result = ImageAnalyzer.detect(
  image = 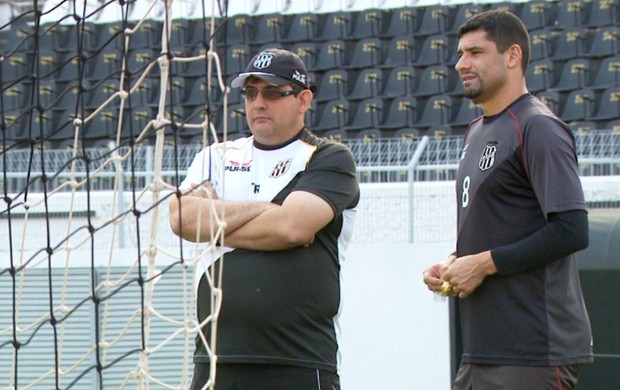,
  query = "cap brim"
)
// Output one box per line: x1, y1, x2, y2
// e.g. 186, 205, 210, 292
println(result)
231, 72, 290, 88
